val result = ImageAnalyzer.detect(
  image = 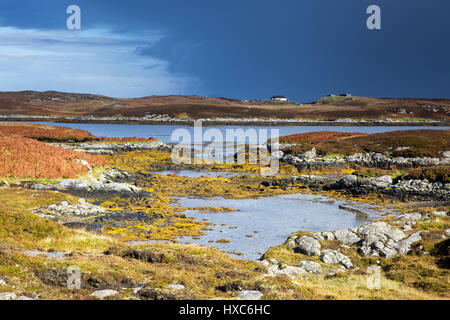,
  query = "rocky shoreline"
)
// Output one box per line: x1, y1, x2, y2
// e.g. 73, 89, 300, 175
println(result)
1, 115, 448, 126
260, 210, 449, 279
55, 140, 171, 155
263, 146, 450, 201
263, 174, 450, 202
